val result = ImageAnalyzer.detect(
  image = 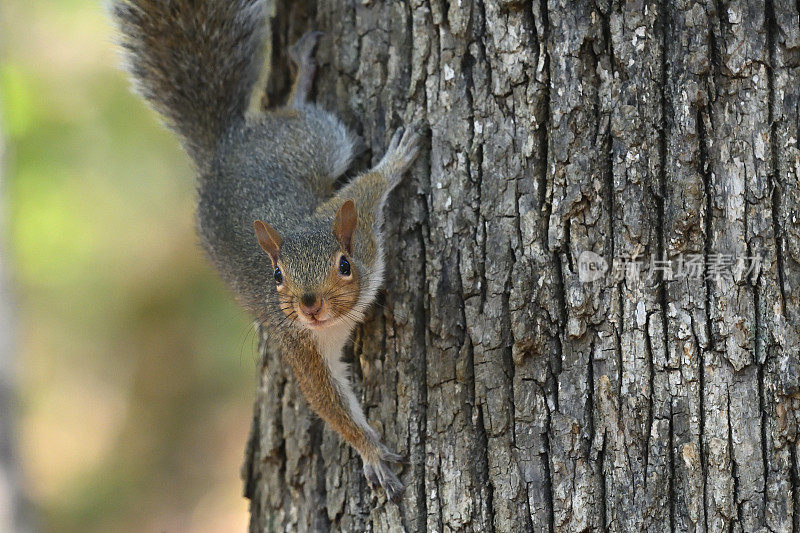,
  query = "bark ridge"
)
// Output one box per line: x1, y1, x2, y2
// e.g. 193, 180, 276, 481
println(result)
243, 1, 800, 531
